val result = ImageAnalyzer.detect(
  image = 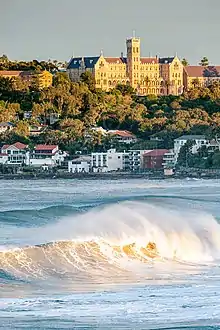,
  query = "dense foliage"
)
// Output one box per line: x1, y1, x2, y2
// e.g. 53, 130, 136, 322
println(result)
0, 66, 220, 160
